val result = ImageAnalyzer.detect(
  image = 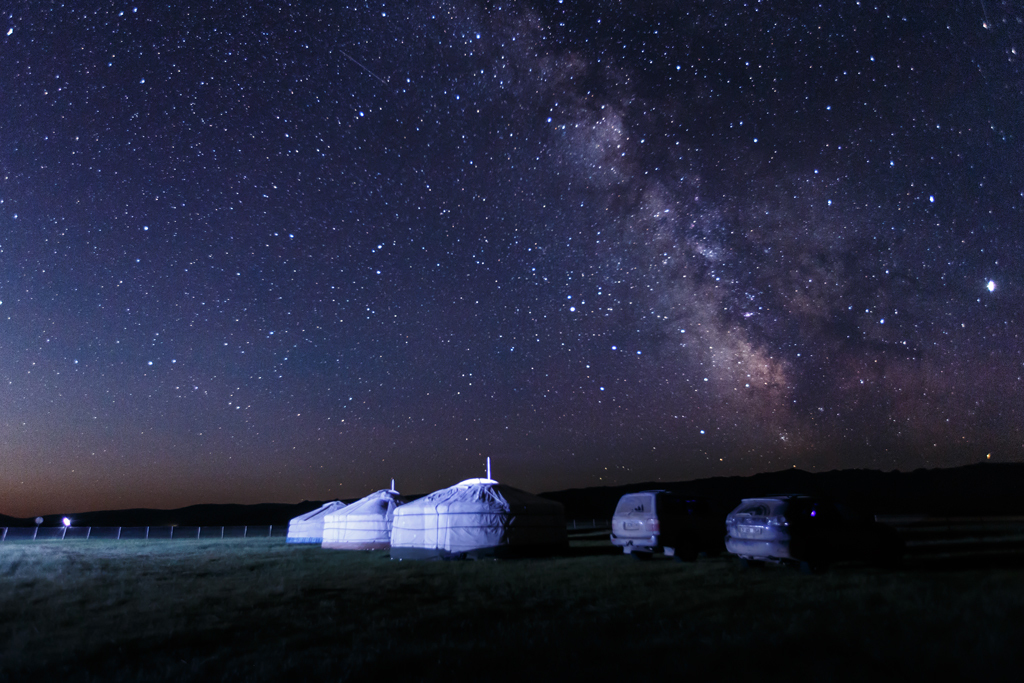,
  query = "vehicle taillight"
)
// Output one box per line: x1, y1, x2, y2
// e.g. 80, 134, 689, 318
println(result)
648, 519, 660, 533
